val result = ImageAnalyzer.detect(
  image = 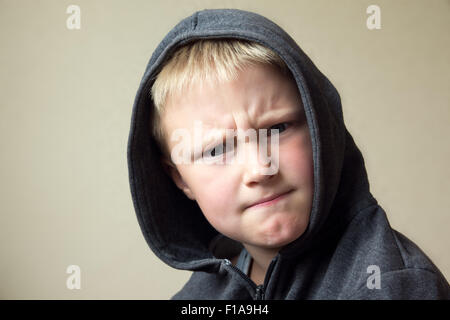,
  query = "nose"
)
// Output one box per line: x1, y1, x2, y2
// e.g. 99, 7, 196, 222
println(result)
241, 142, 277, 186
